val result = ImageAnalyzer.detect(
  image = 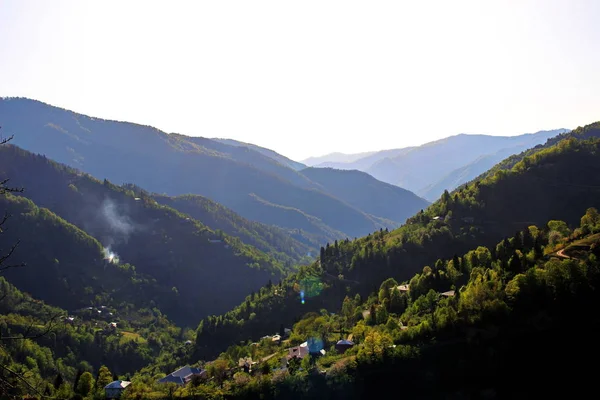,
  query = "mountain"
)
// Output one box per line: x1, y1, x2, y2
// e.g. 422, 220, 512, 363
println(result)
299, 167, 429, 224
187, 209, 600, 399
146, 191, 317, 264
0, 144, 285, 325
0, 97, 425, 242
192, 120, 600, 358
0, 193, 150, 310
212, 138, 306, 171
302, 130, 568, 201
418, 144, 530, 201
0, 274, 191, 393
311, 147, 415, 171
301, 151, 379, 166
